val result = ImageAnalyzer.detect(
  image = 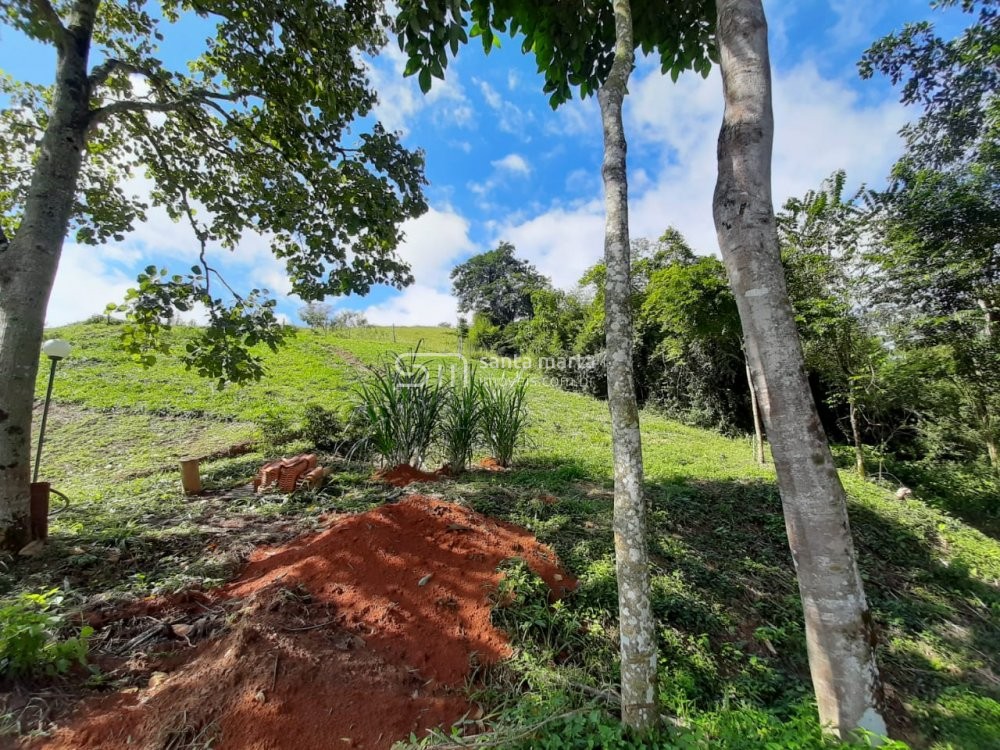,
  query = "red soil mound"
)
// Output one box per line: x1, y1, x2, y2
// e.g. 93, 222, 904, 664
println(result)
477, 457, 506, 472
40, 496, 575, 750
374, 463, 449, 487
